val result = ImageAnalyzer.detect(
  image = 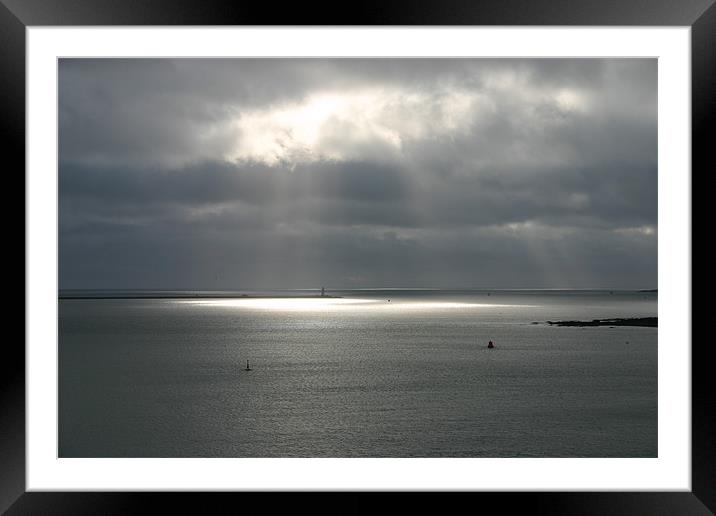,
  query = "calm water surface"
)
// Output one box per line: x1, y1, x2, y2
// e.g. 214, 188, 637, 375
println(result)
59, 290, 657, 457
